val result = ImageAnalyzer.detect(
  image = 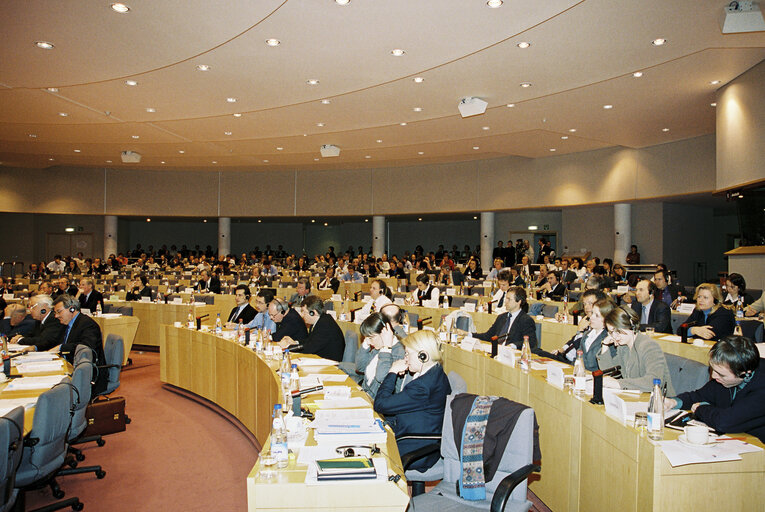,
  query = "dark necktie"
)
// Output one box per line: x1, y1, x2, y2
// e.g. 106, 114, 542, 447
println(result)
498, 292, 505, 308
